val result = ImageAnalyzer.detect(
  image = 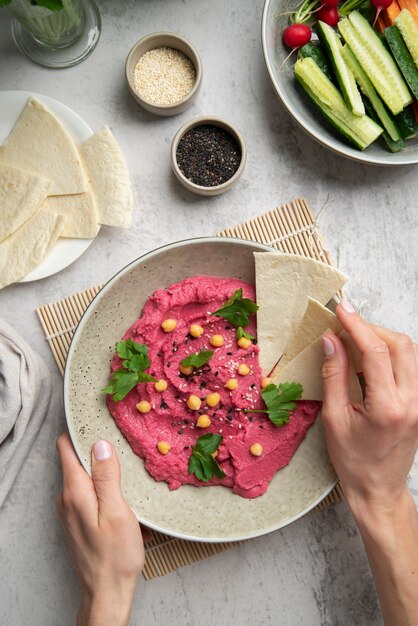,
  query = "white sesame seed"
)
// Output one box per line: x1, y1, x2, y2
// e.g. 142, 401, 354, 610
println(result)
133, 47, 196, 105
